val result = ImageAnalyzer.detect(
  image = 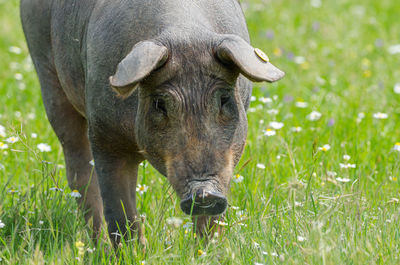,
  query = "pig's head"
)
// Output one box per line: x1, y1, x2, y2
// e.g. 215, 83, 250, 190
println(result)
109, 33, 284, 216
